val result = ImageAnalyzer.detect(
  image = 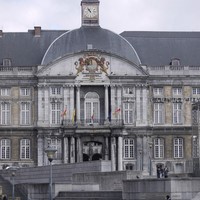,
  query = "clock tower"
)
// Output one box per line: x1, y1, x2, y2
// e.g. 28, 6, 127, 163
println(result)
81, 0, 100, 26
